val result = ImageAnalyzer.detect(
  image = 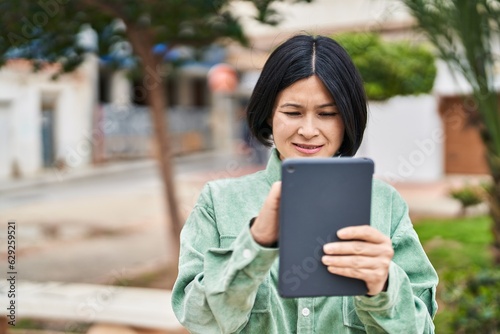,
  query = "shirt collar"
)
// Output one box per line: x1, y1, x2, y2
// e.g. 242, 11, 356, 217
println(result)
264, 148, 282, 184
